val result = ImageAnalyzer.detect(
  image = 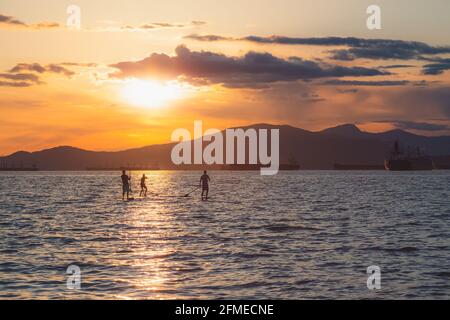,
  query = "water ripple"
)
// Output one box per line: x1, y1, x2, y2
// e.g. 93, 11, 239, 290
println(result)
0, 170, 449, 299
